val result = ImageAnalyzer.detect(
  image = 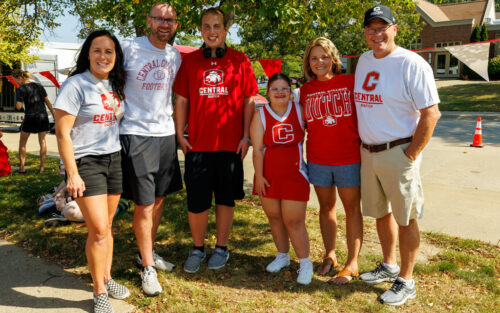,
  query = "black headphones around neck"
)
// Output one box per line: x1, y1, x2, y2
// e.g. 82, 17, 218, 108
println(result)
202, 43, 227, 58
